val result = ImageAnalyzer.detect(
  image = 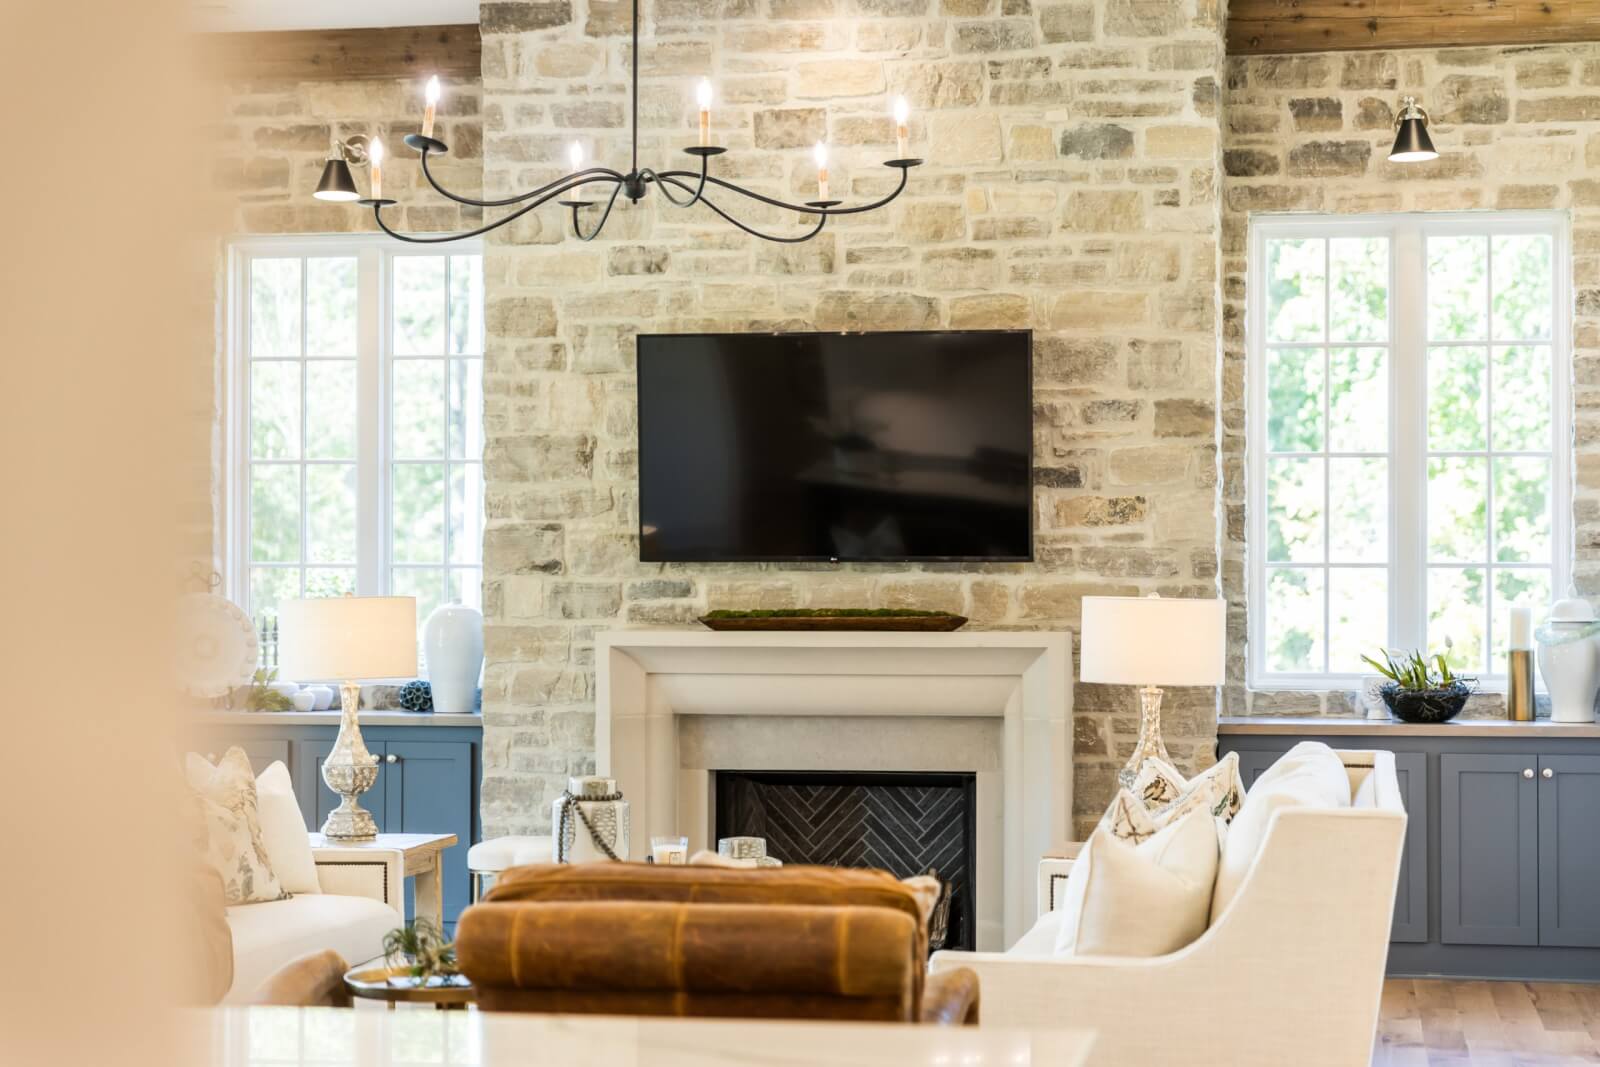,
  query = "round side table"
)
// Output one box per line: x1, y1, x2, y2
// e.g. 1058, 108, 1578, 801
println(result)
344, 960, 475, 1010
